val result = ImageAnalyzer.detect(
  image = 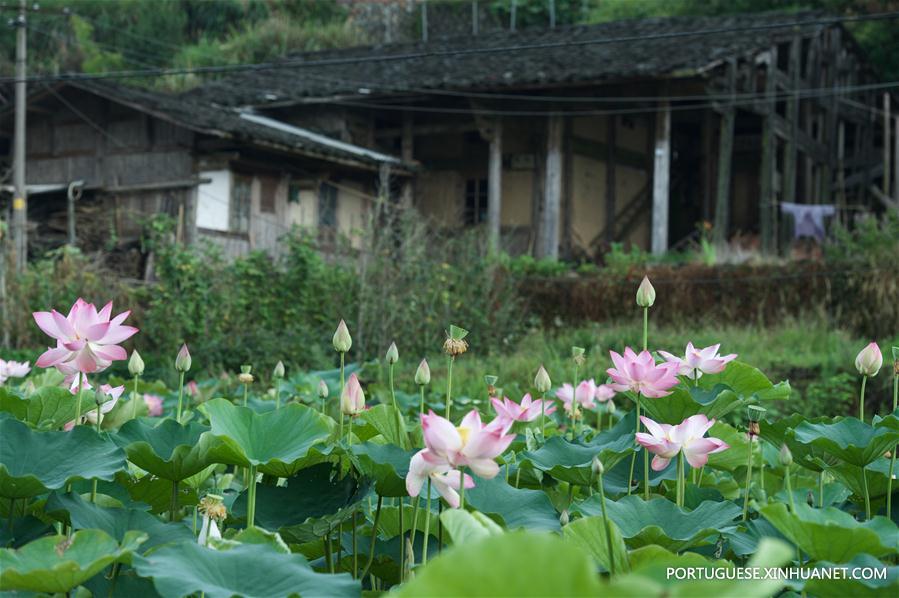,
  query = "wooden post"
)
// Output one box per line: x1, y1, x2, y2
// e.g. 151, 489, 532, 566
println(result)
713, 60, 736, 247
604, 115, 617, 244
783, 39, 800, 205
401, 113, 414, 208
759, 48, 778, 254
184, 187, 198, 245
894, 116, 899, 202
421, 0, 428, 42
487, 118, 503, 253
541, 114, 563, 260
651, 101, 671, 255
